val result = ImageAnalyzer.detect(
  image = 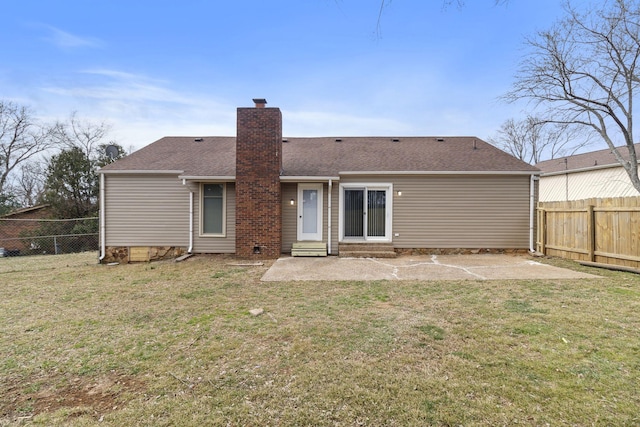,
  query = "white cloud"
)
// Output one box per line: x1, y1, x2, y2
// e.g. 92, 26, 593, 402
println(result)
33, 63, 515, 152
47, 68, 234, 112
39, 68, 238, 149
41, 25, 103, 49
